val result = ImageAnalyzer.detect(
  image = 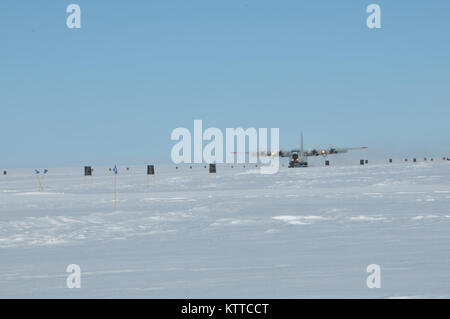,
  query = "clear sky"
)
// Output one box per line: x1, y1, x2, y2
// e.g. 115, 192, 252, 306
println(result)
1, 1, 449, 168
